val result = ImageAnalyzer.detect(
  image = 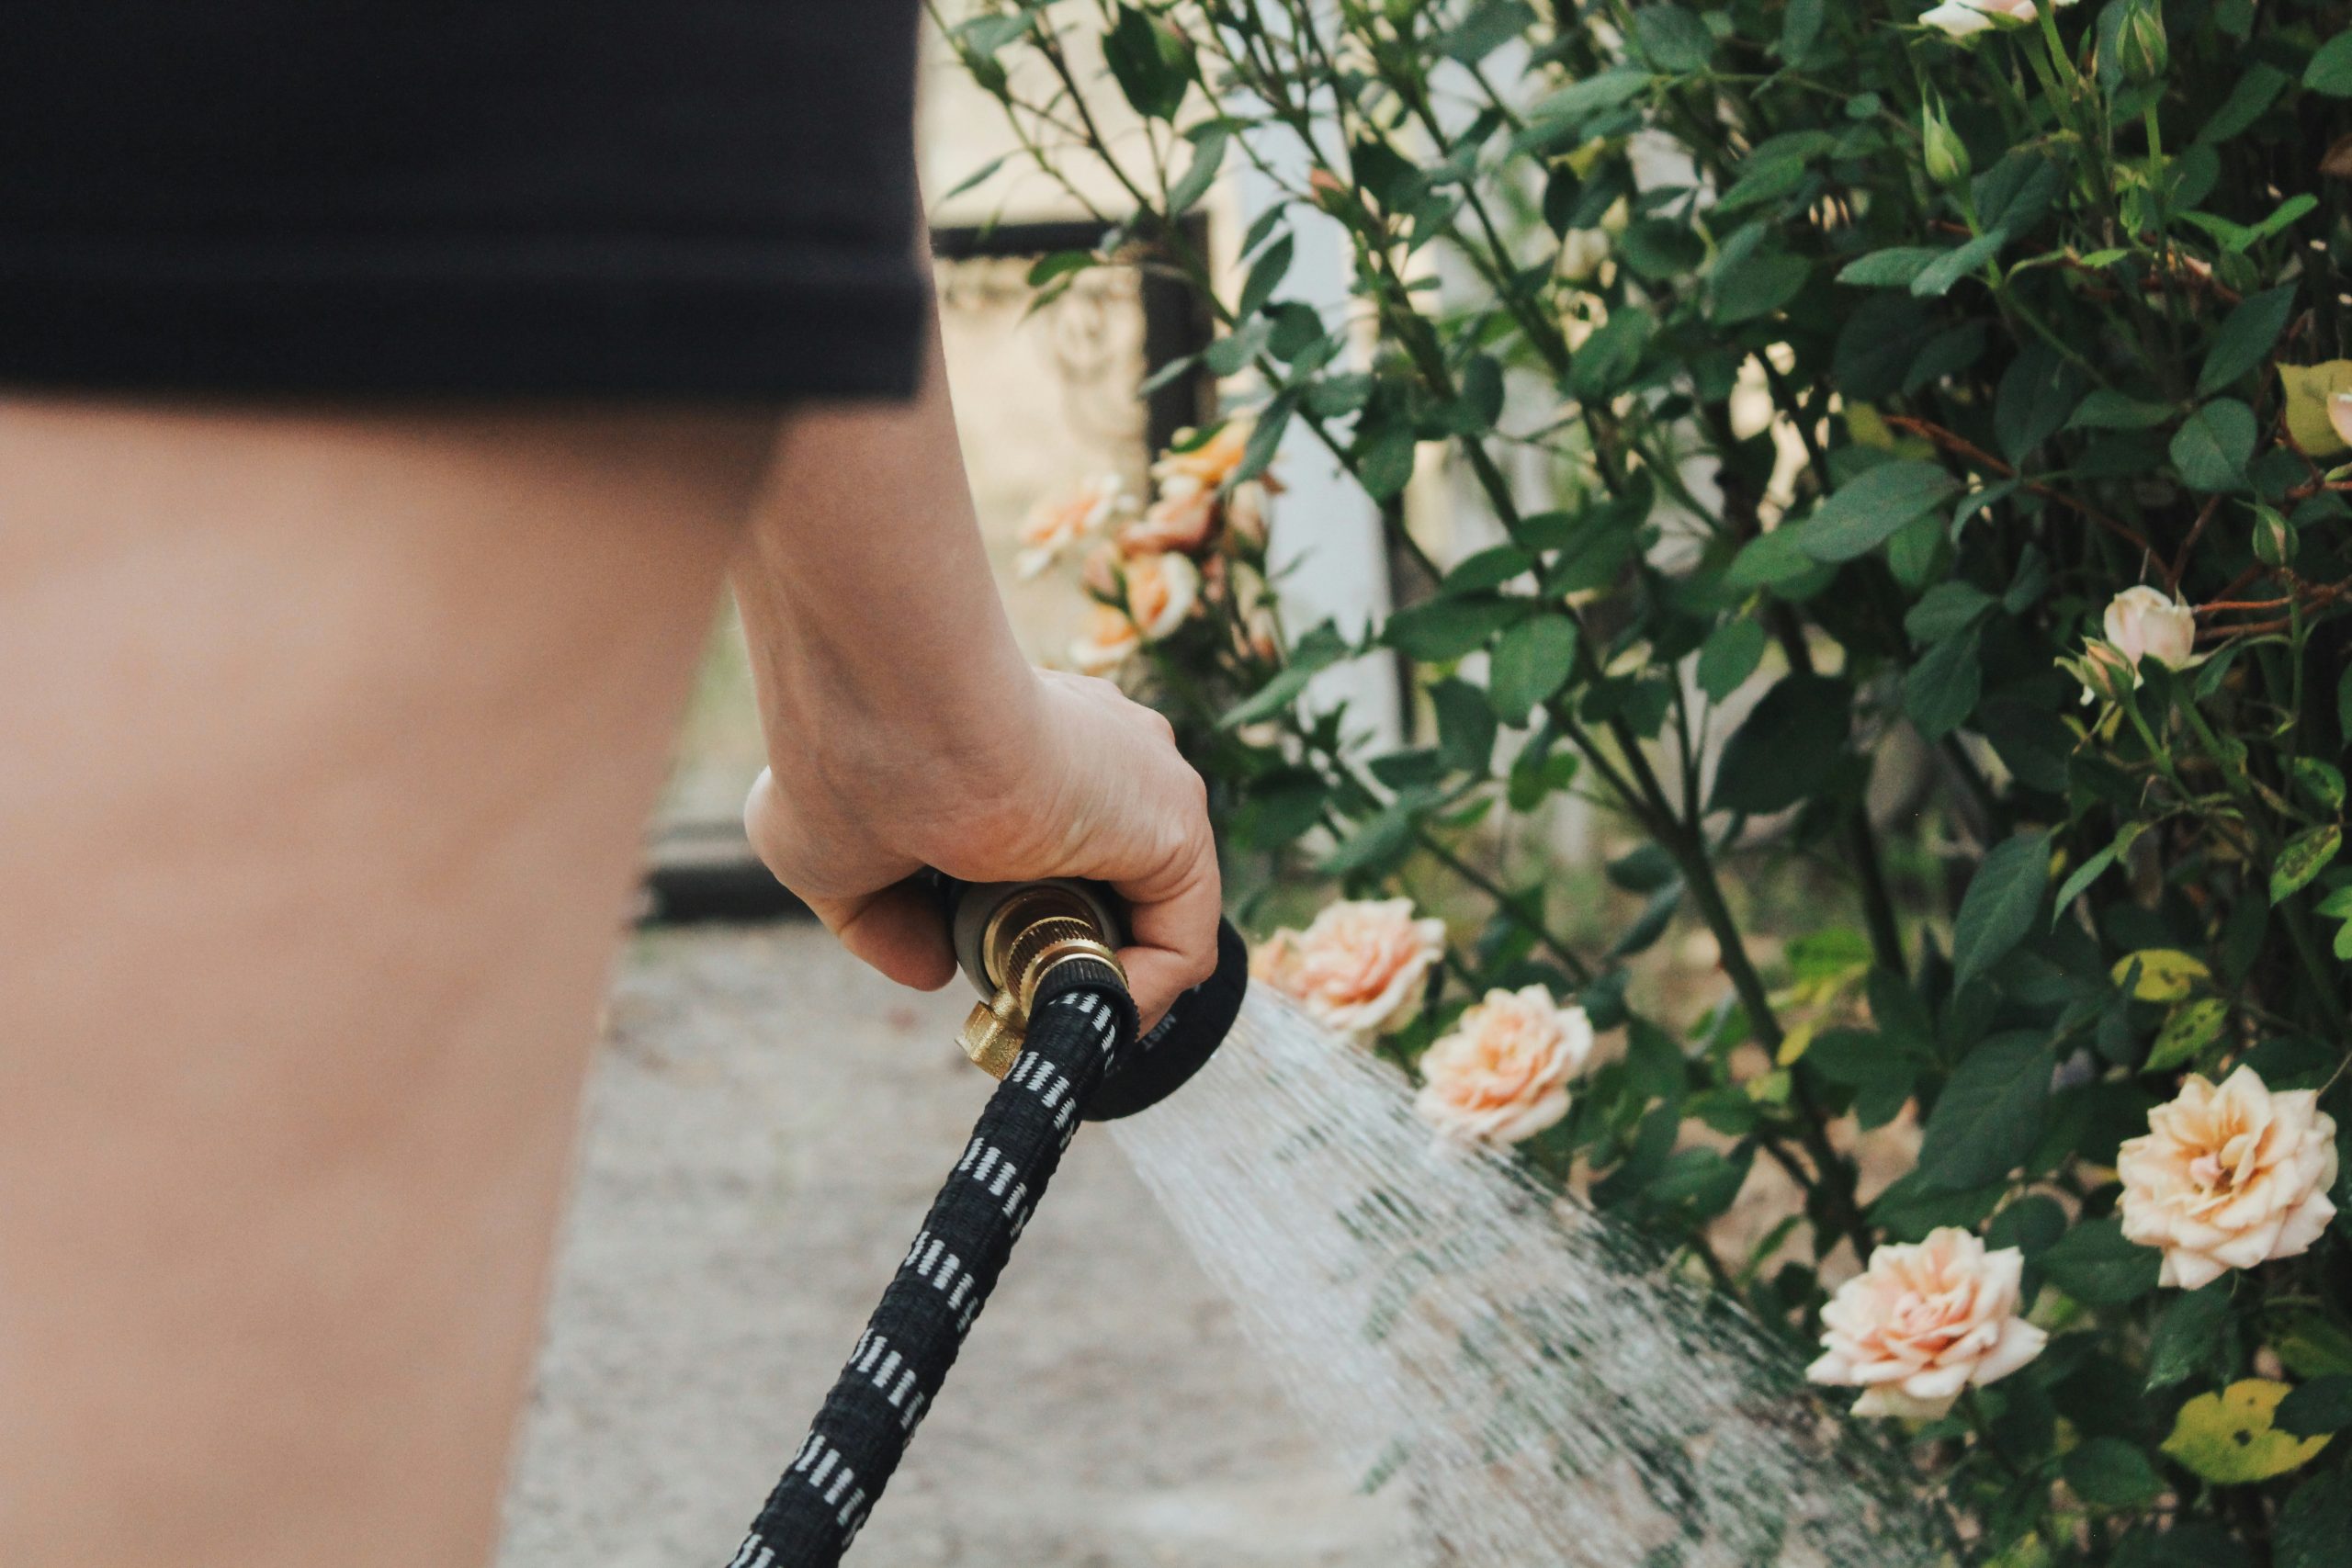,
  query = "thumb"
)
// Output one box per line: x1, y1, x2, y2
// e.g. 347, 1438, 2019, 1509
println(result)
802, 880, 958, 992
